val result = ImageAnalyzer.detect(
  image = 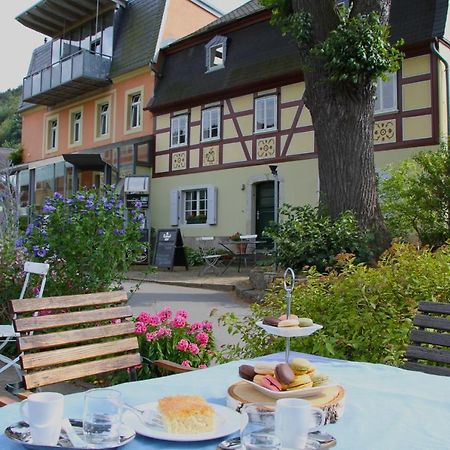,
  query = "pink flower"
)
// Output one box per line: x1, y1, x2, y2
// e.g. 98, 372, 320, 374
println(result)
135, 322, 146, 334
196, 332, 209, 346
198, 364, 208, 369
189, 322, 203, 333
202, 321, 213, 332
145, 332, 156, 342
32, 286, 41, 296
176, 339, 189, 351
157, 307, 172, 321
111, 319, 121, 324
188, 343, 200, 355
175, 309, 188, 319
181, 360, 191, 367
137, 312, 152, 325
156, 326, 172, 338
148, 315, 161, 326
171, 315, 186, 328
